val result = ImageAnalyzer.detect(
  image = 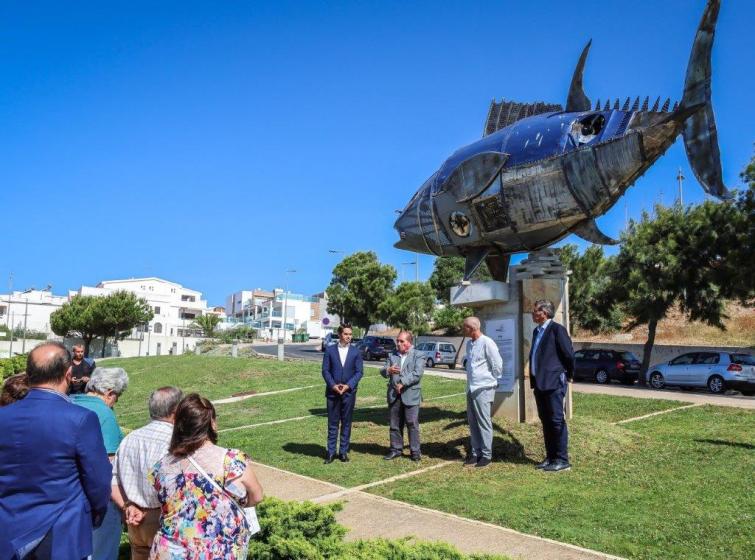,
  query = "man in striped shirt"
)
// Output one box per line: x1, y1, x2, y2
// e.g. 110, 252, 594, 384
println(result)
114, 386, 183, 560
